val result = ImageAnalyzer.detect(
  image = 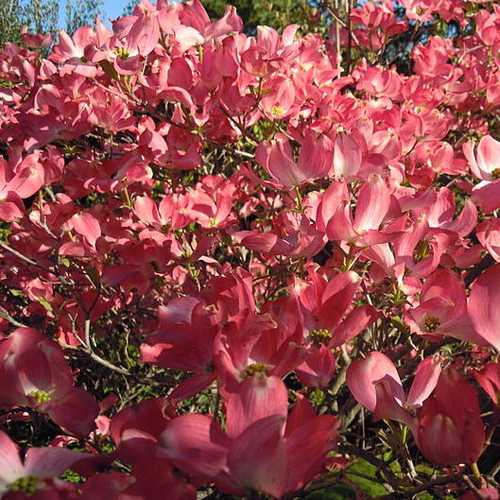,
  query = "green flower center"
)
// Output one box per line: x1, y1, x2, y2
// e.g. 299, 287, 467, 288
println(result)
114, 47, 130, 59
29, 389, 52, 404
270, 105, 285, 117
423, 315, 441, 333
309, 328, 332, 346
0, 79, 14, 89
9, 476, 40, 495
413, 240, 431, 262
243, 362, 269, 378
491, 168, 500, 179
